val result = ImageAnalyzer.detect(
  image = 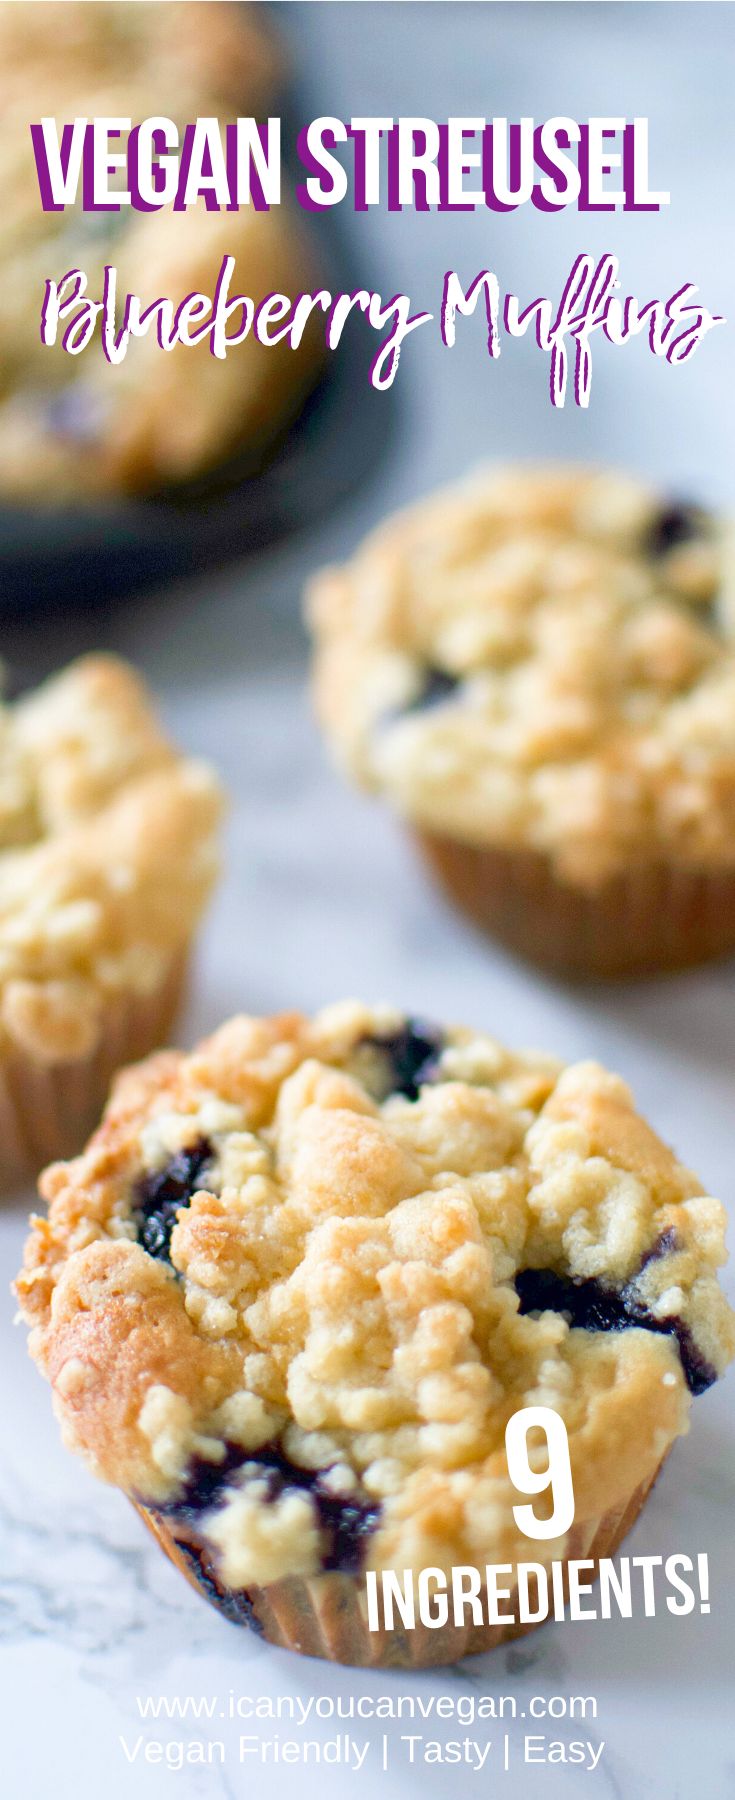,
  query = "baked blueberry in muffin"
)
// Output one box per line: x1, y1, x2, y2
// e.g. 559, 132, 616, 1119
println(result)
16, 1002, 734, 1664
308, 466, 735, 977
